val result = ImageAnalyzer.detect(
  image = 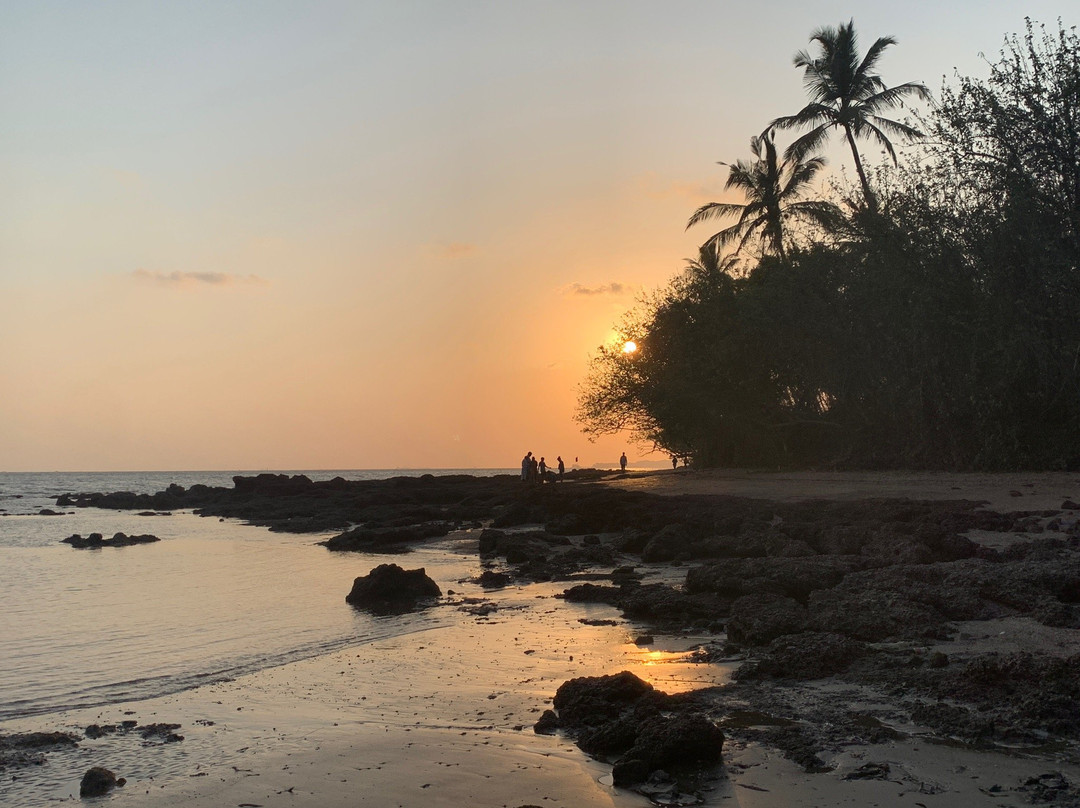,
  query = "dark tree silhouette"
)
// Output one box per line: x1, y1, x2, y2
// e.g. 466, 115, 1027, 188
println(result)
686, 130, 841, 261
771, 19, 930, 211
